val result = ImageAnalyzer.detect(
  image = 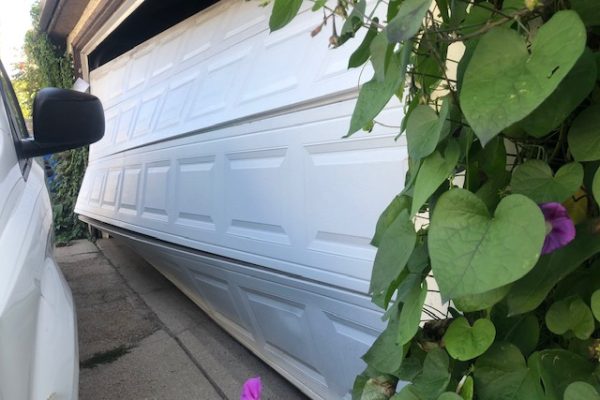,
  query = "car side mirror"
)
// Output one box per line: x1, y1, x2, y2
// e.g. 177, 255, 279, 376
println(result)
19, 88, 105, 158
